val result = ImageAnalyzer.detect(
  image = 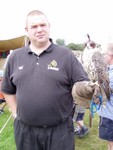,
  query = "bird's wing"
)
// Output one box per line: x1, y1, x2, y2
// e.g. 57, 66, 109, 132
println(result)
92, 51, 110, 102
